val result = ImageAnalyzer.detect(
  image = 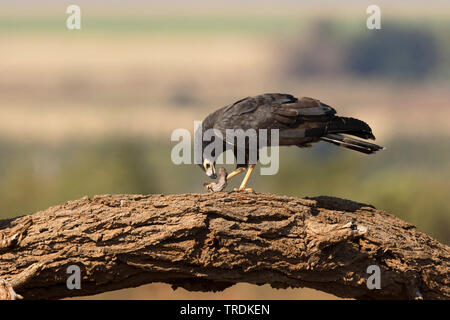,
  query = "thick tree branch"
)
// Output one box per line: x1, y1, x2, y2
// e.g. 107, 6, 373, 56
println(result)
0, 192, 448, 300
